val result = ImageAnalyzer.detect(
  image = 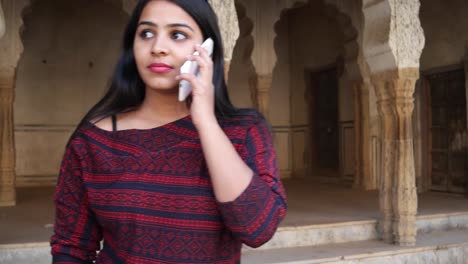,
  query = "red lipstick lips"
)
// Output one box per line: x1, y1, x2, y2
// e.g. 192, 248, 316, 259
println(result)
147, 63, 173, 73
